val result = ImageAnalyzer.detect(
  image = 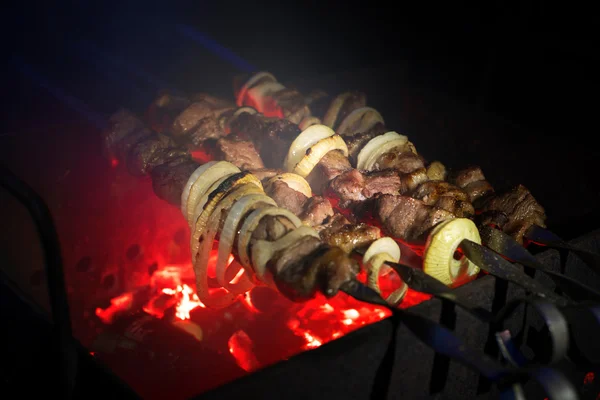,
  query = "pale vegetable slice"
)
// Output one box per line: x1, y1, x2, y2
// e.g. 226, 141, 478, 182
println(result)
181, 161, 217, 215
214, 190, 273, 290
284, 124, 335, 172
293, 134, 348, 177
426, 161, 447, 181
236, 71, 277, 106
363, 138, 418, 172
193, 207, 240, 308
298, 116, 322, 131
219, 194, 278, 282
357, 131, 408, 170
336, 107, 384, 135
184, 162, 241, 224
190, 173, 263, 264
264, 173, 312, 197
246, 82, 286, 112
423, 218, 481, 286
251, 226, 320, 282
362, 237, 407, 306
237, 207, 302, 272
322, 92, 352, 128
